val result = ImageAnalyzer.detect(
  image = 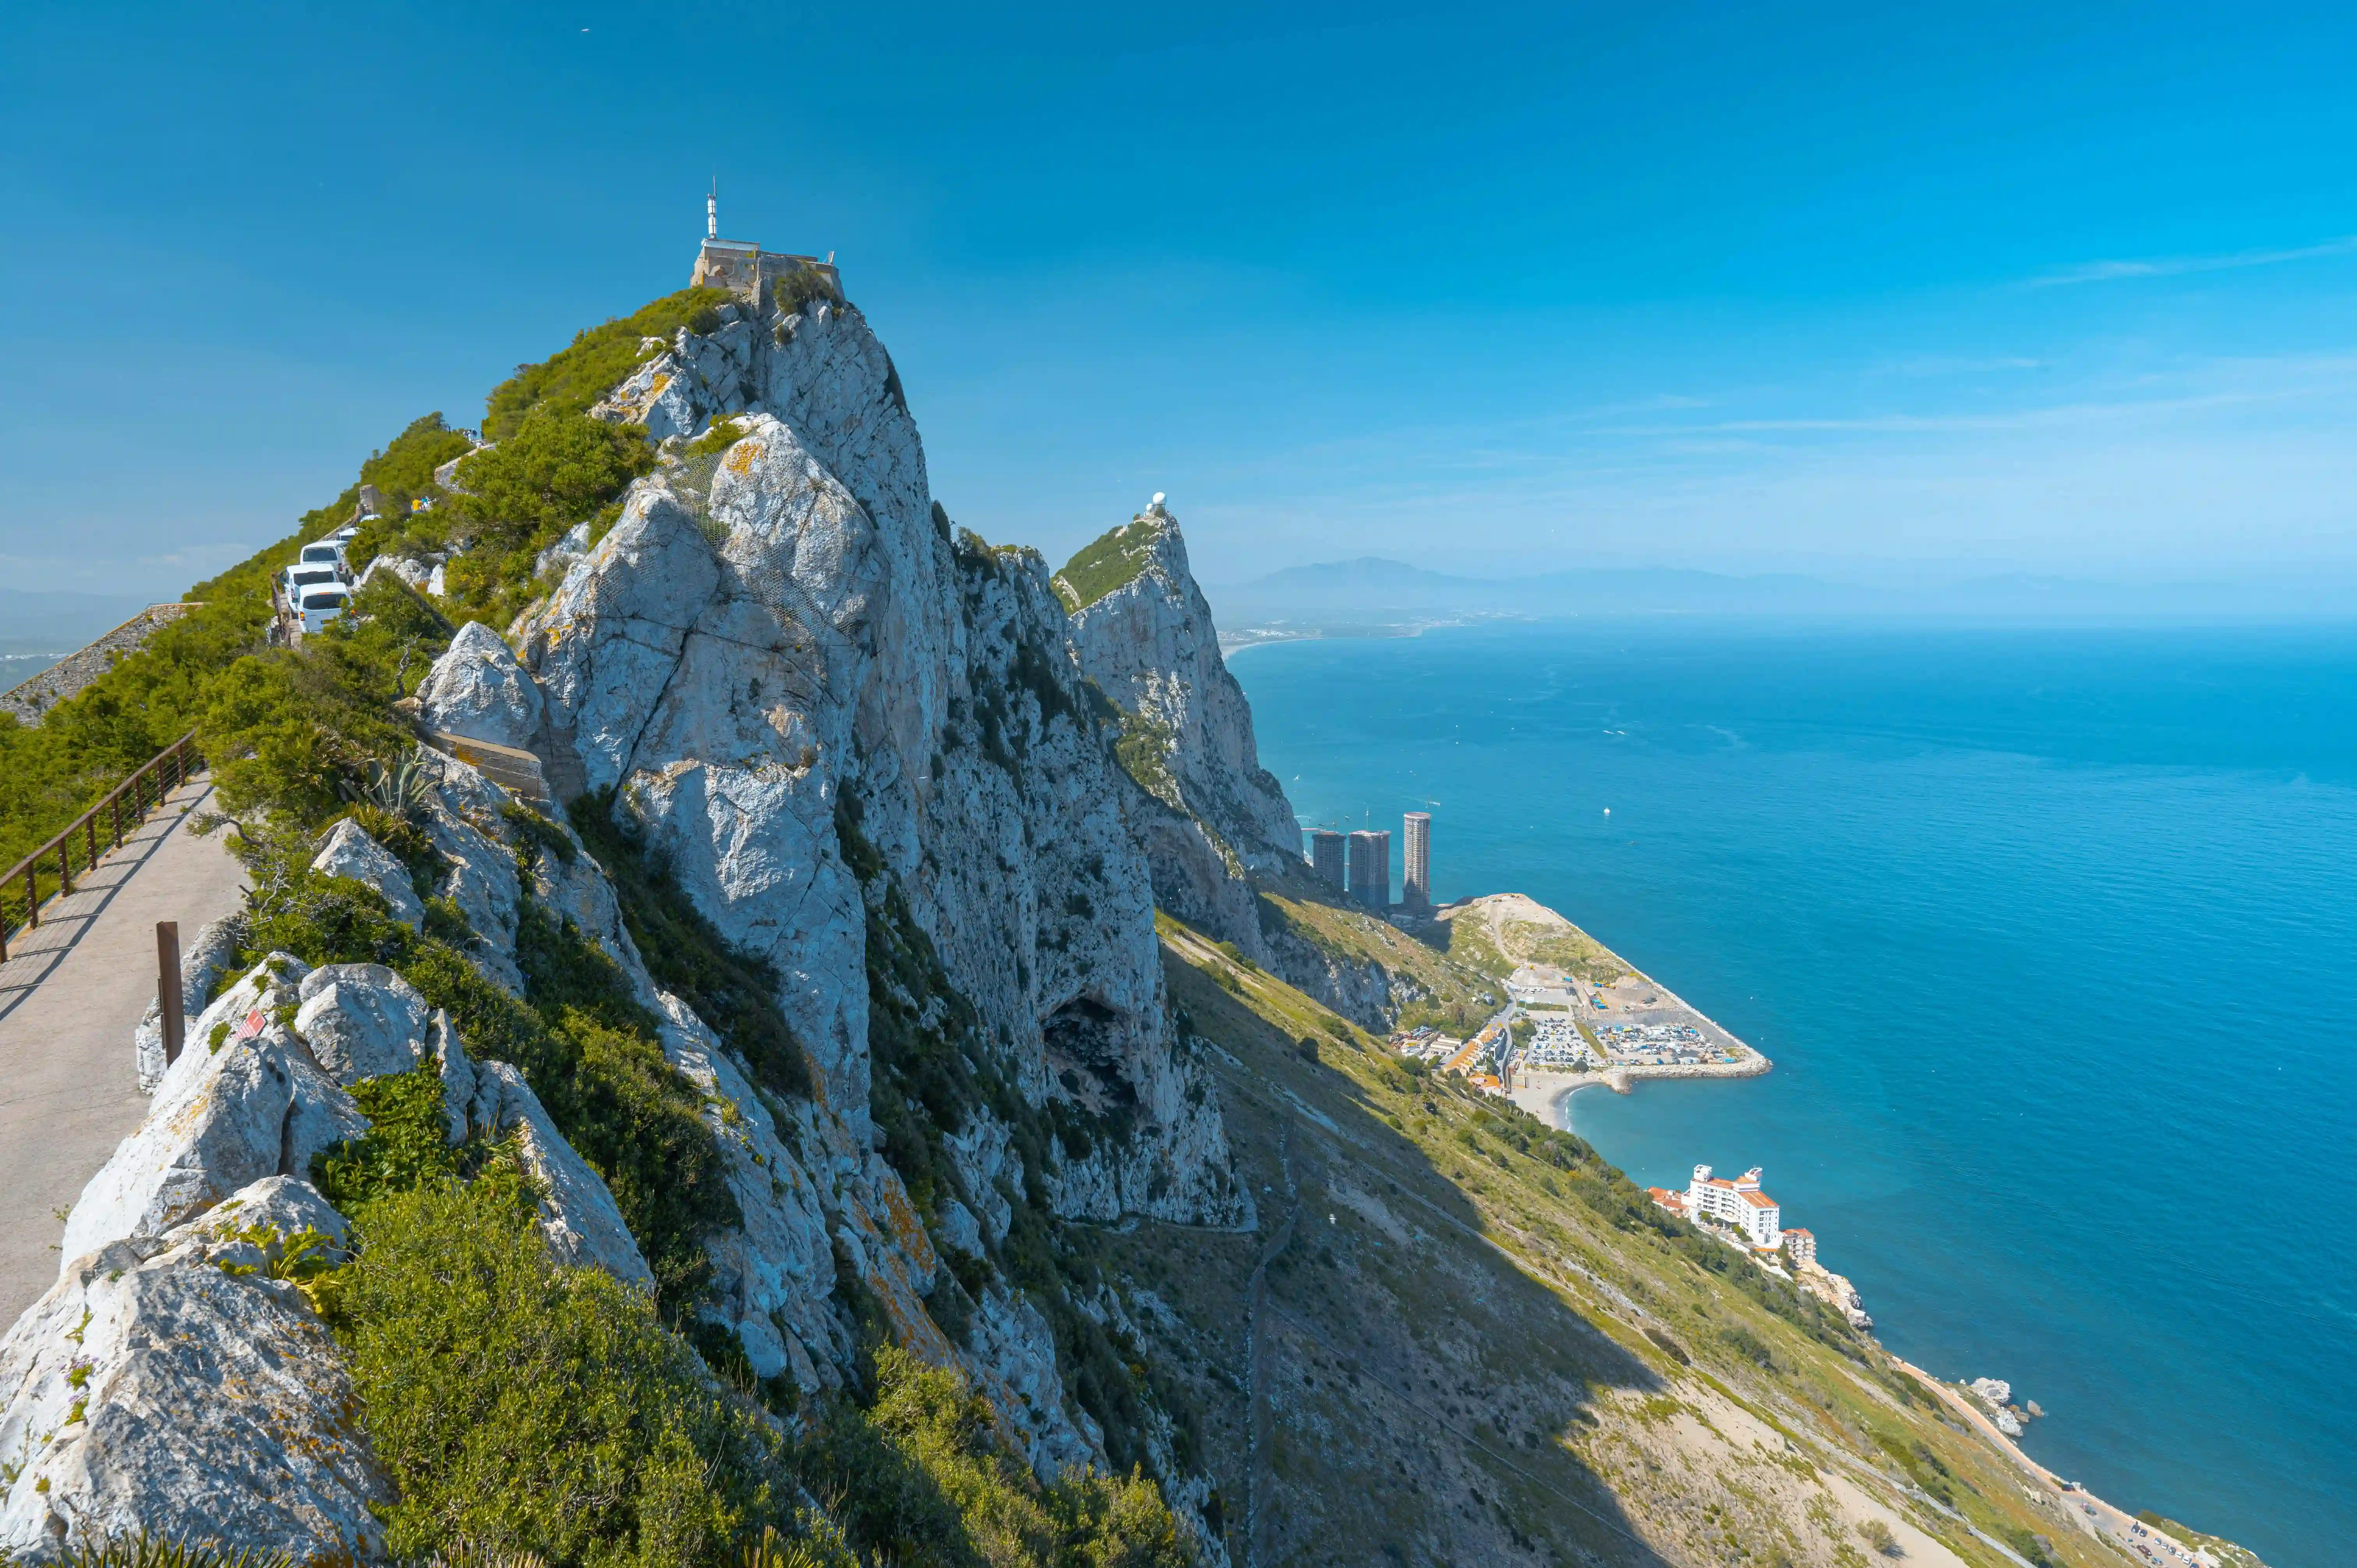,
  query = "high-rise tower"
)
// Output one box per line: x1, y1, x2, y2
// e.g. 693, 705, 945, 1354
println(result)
1310, 830, 1346, 891
1347, 830, 1391, 911
1403, 811, 1431, 910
